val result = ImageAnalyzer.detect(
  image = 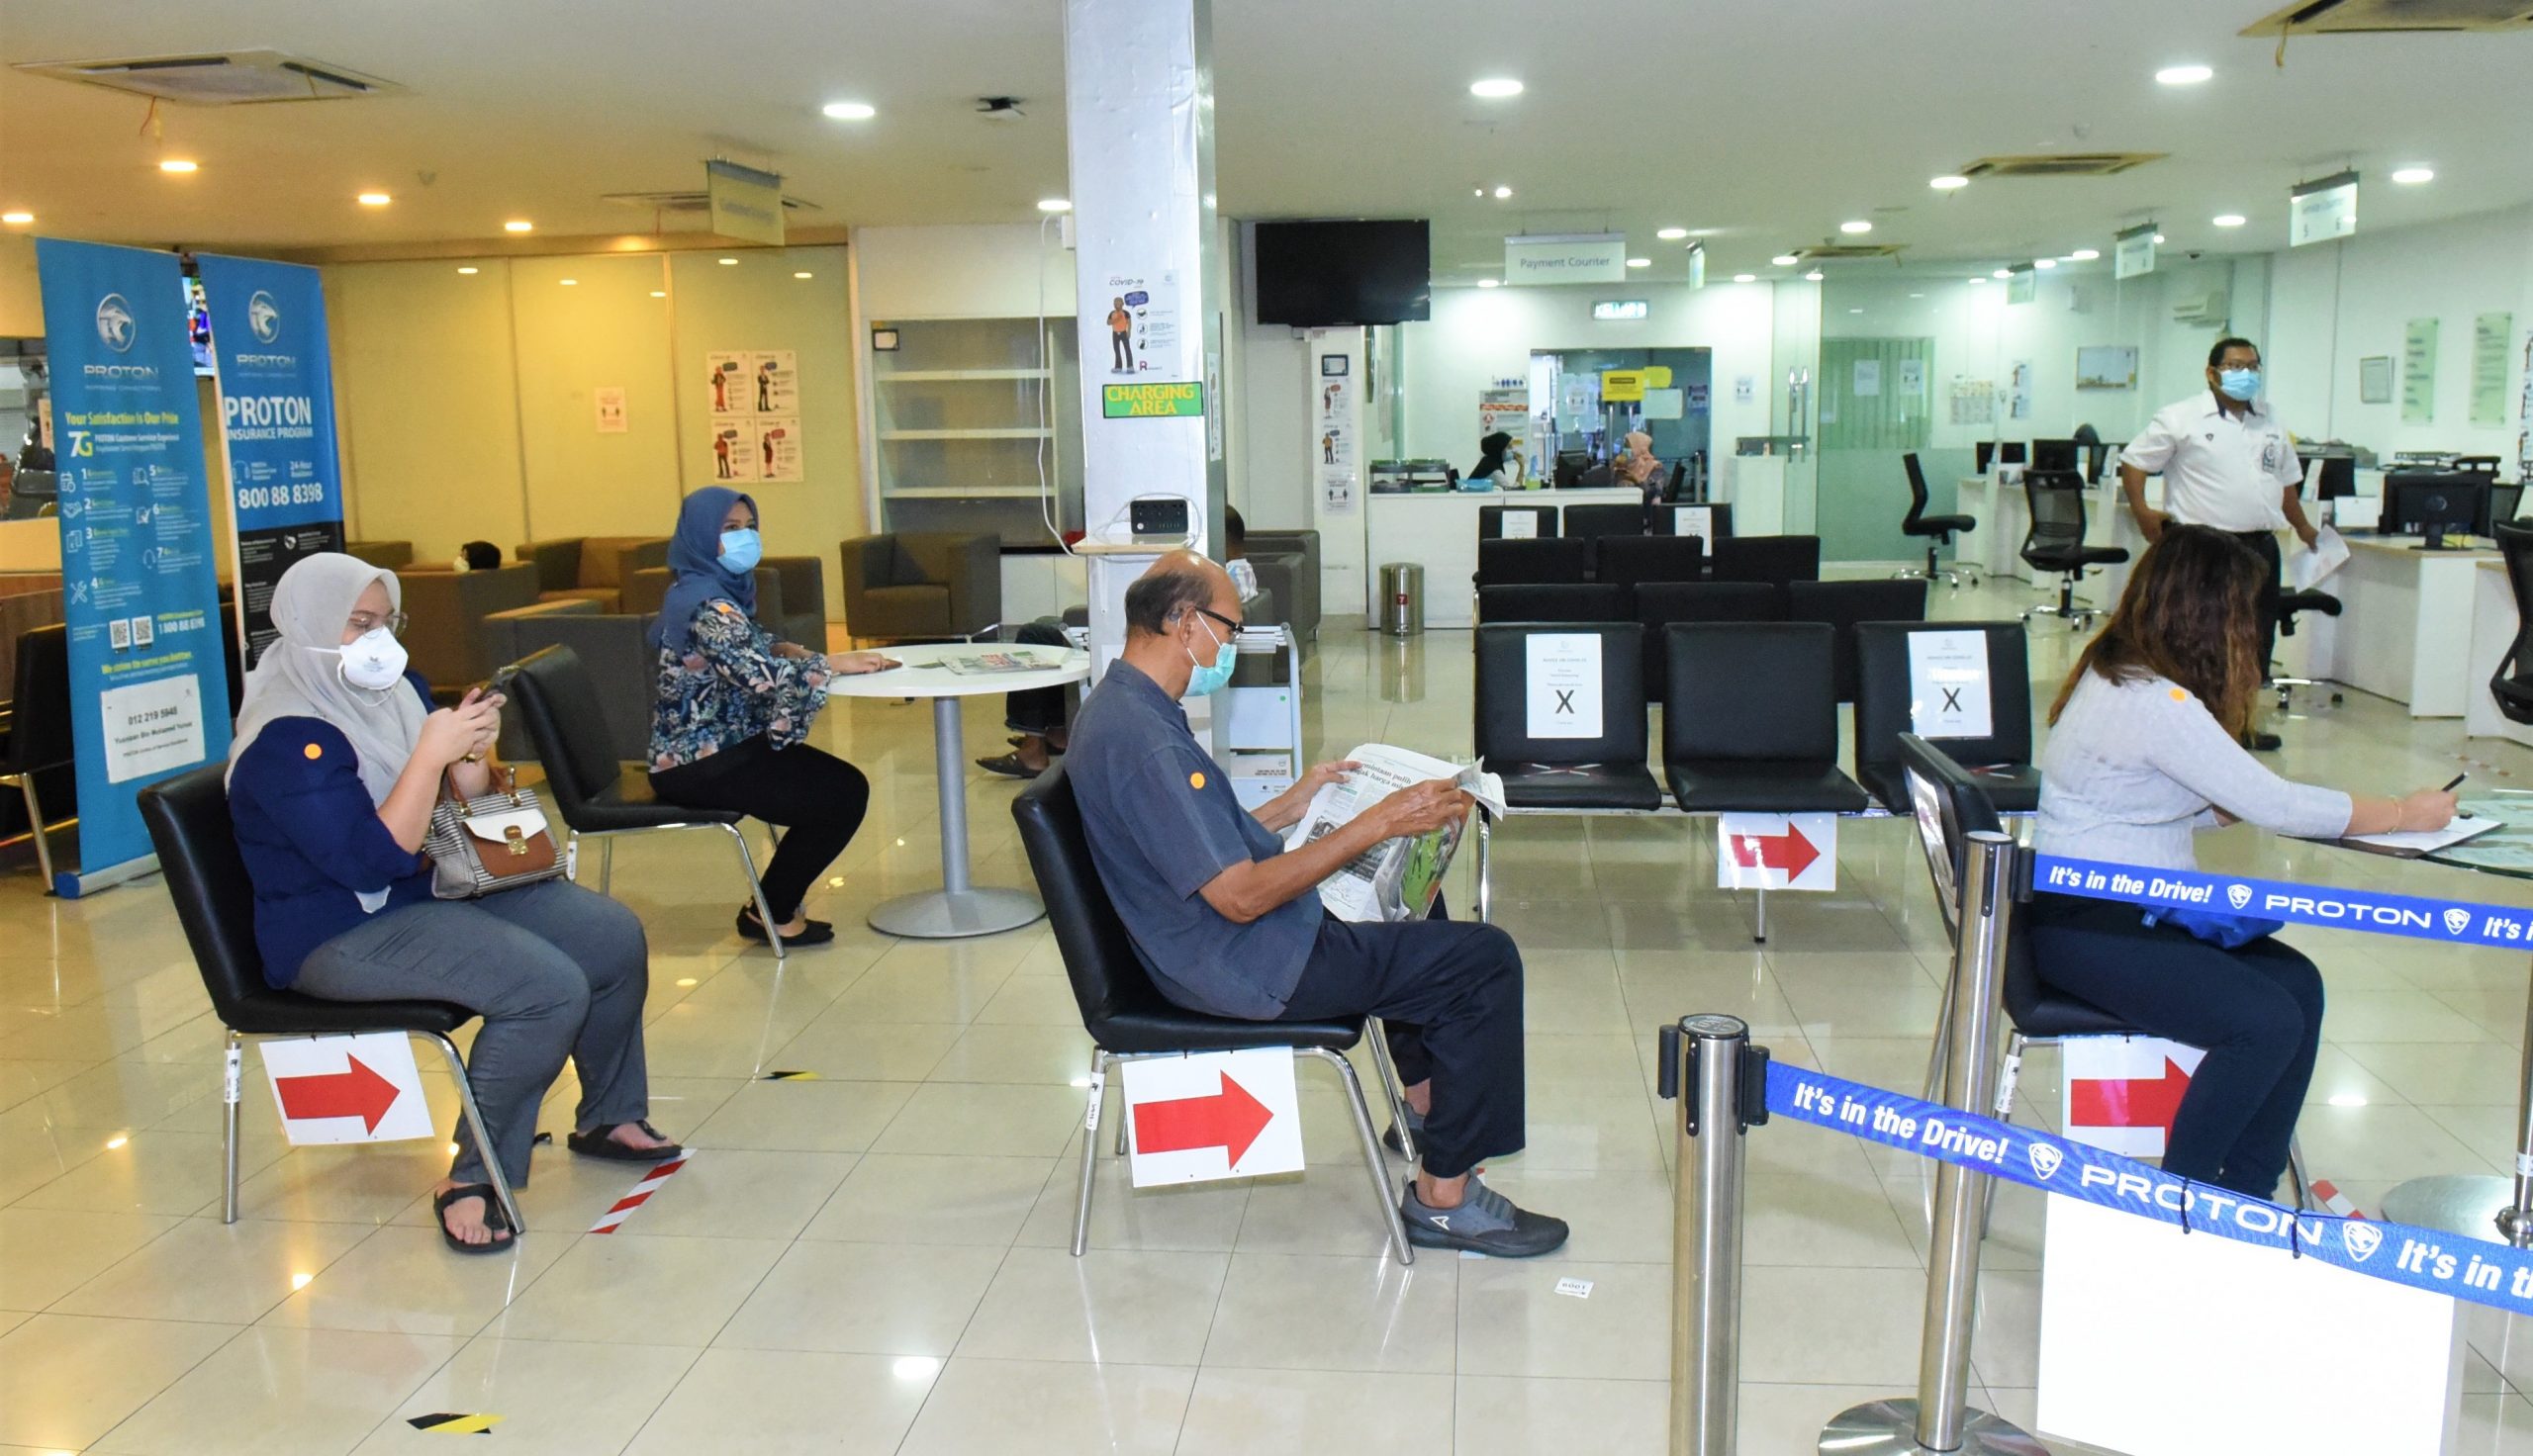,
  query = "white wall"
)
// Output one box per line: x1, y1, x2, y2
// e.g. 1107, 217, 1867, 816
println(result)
853, 223, 1078, 319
